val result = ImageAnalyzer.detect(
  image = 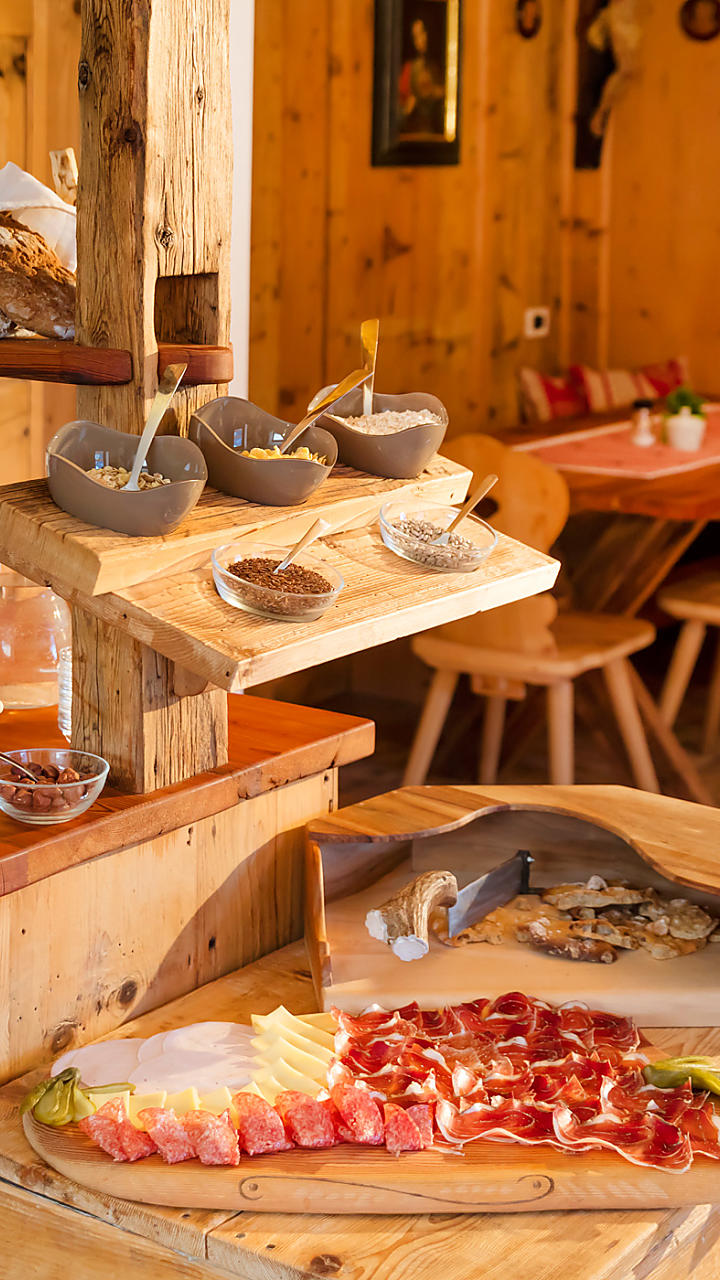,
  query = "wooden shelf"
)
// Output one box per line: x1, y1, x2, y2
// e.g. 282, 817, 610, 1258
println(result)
0, 338, 233, 387
78, 524, 559, 691
0, 698, 374, 898
0, 456, 471, 597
